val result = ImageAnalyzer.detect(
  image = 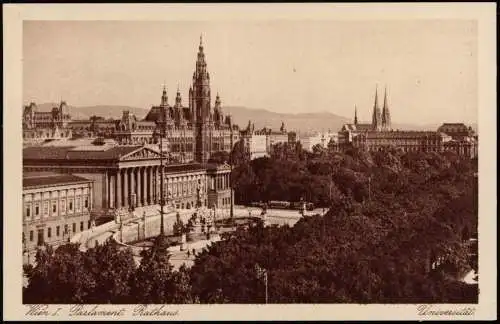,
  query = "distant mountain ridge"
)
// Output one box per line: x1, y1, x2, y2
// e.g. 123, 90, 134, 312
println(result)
32, 102, 476, 136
